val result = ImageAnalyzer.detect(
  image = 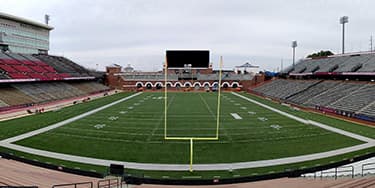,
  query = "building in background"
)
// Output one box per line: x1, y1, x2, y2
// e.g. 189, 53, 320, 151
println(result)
0, 12, 53, 54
